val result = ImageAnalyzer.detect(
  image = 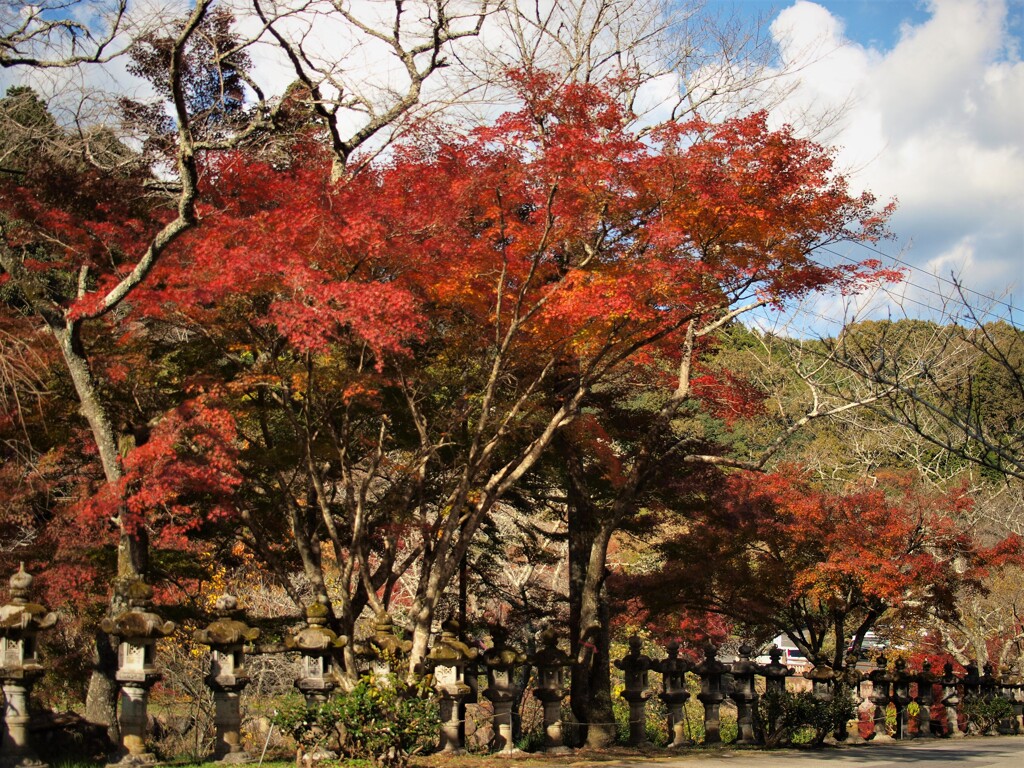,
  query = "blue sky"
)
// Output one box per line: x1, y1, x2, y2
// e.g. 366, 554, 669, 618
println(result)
703, 0, 1024, 330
